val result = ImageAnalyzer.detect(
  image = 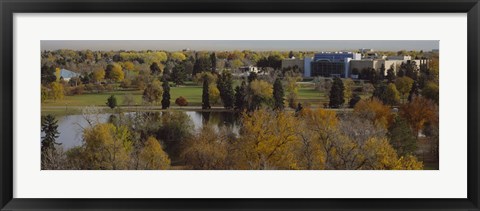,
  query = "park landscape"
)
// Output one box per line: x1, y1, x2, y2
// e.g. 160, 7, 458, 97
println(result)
40, 40, 439, 170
